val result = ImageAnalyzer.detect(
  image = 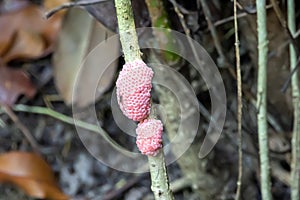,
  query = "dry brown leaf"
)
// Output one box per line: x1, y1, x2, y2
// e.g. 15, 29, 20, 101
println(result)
0, 151, 69, 200
0, 67, 36, 106
53, 8, 119, 108
3, 29, 46, 63
0, 4, 64, 62
44, 0, 70, 12
43, 0, 70, 20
